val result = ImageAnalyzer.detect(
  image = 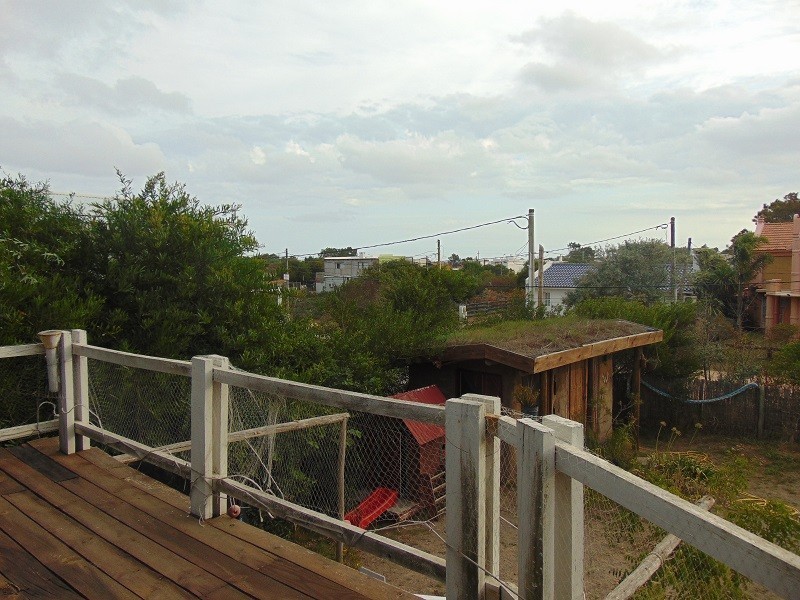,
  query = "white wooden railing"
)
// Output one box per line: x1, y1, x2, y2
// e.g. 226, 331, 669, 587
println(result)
3, 332, 800, 599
